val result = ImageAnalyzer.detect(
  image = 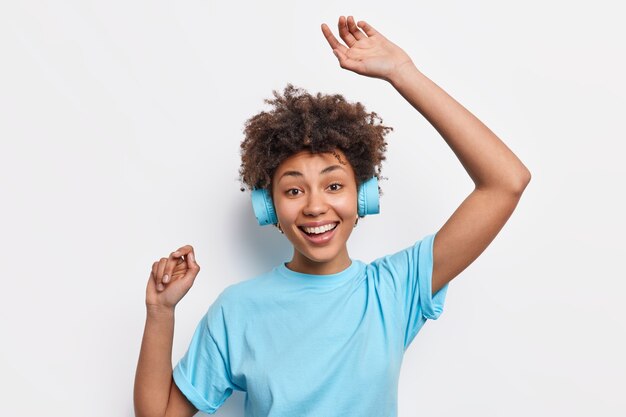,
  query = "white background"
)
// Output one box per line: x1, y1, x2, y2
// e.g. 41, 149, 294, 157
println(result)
1, 1, 625, 416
